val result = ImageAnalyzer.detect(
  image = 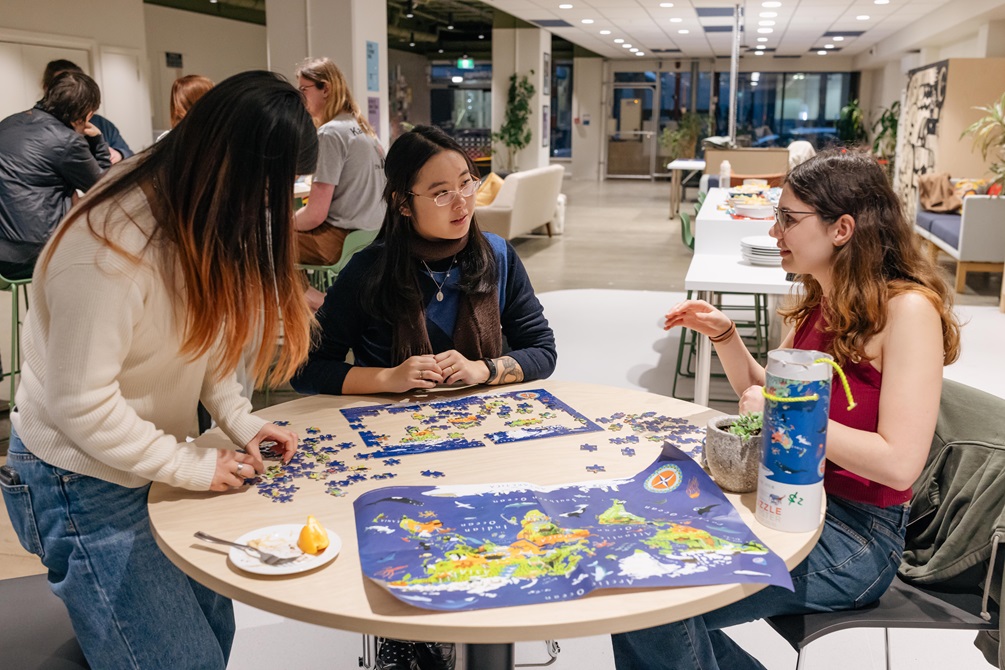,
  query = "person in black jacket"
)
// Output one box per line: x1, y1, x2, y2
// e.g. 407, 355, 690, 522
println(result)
0, 71, 111, 280
292, 125, 556, 397
42, 59, 133, 163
